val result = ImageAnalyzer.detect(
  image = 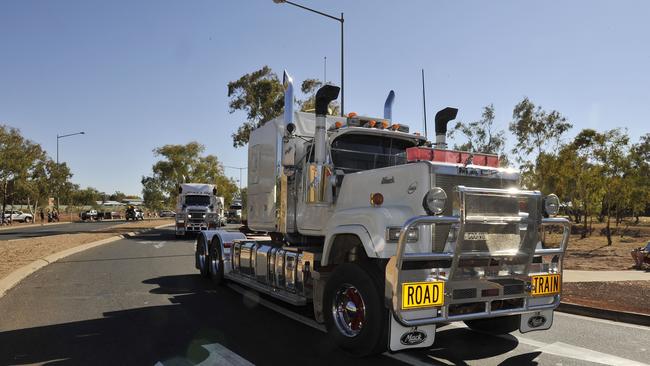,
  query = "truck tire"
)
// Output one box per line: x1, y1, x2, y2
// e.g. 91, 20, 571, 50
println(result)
25, 217, 32, 223
196, 235, 209, 278
323, 262, 388, 356
208, 237, 224, 285
464, 314, 520, 334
